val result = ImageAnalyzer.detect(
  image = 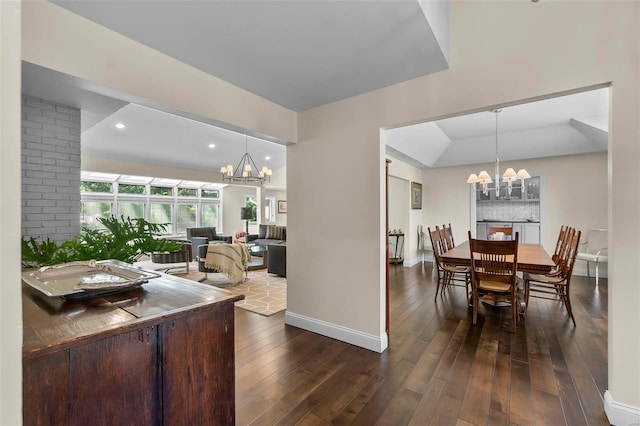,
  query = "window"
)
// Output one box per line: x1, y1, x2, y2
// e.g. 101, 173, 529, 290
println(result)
177, 204, 196, 234
178, 188, 197, 197
150, 203, 173, 234
264, 197, 276, 223
80, 172, 223, 235
201, 204, 219, 228
81, 181, 112, 193
201, 189, 219, 199
118, 184, 146, 195
119, 202, 145, 219
150, 186, 173, 196
81, 201, 111, 229
244, 195, 257, 222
